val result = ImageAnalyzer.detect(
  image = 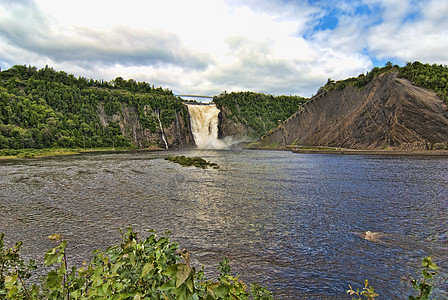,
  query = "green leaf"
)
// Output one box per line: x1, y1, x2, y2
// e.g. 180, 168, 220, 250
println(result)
230, 292, 240, 300
134, 294, 142, 300
186, 276, 194, 293
46, 270, 62, 288
59, 240, 67, 253
141, 262, 154, 278
129, 251, 136, 267
176, 264, 191, 288
58, 262, 67, 275
422, 269, 433, 279
162, 265, 178, 277
7, 285, 19, 298
214, 284, 230, 298
102, 282, 109, 295
111, 261, 125, 275
5, 275, 17, 289
159, 279, 176, 291
44, 247, 60, 265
